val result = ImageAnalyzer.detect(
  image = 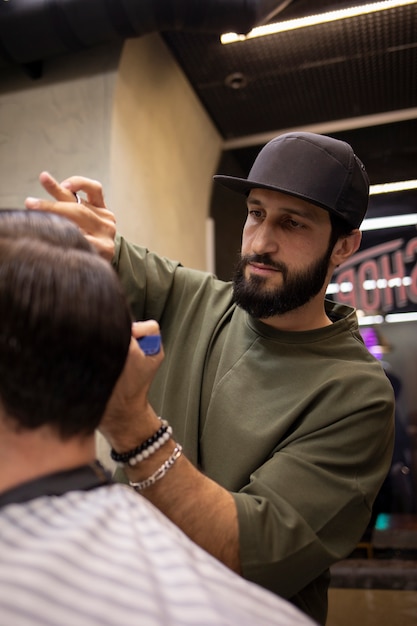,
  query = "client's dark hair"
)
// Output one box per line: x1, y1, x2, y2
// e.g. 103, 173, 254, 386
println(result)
0, 210, 132, 439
